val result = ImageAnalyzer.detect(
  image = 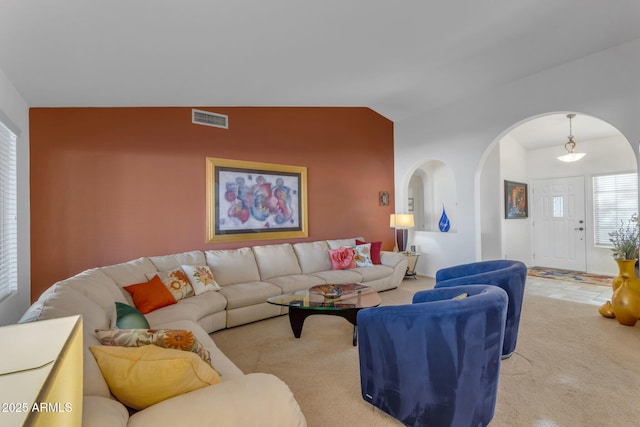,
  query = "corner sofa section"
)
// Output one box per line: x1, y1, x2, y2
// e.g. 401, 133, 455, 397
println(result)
18, 237, 407, 426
